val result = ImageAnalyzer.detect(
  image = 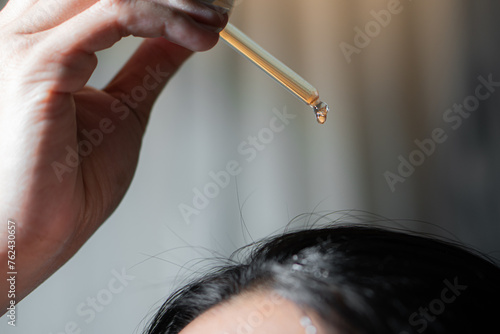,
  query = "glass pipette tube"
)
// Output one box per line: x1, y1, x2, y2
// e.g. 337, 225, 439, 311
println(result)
220, 23, 329, 124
